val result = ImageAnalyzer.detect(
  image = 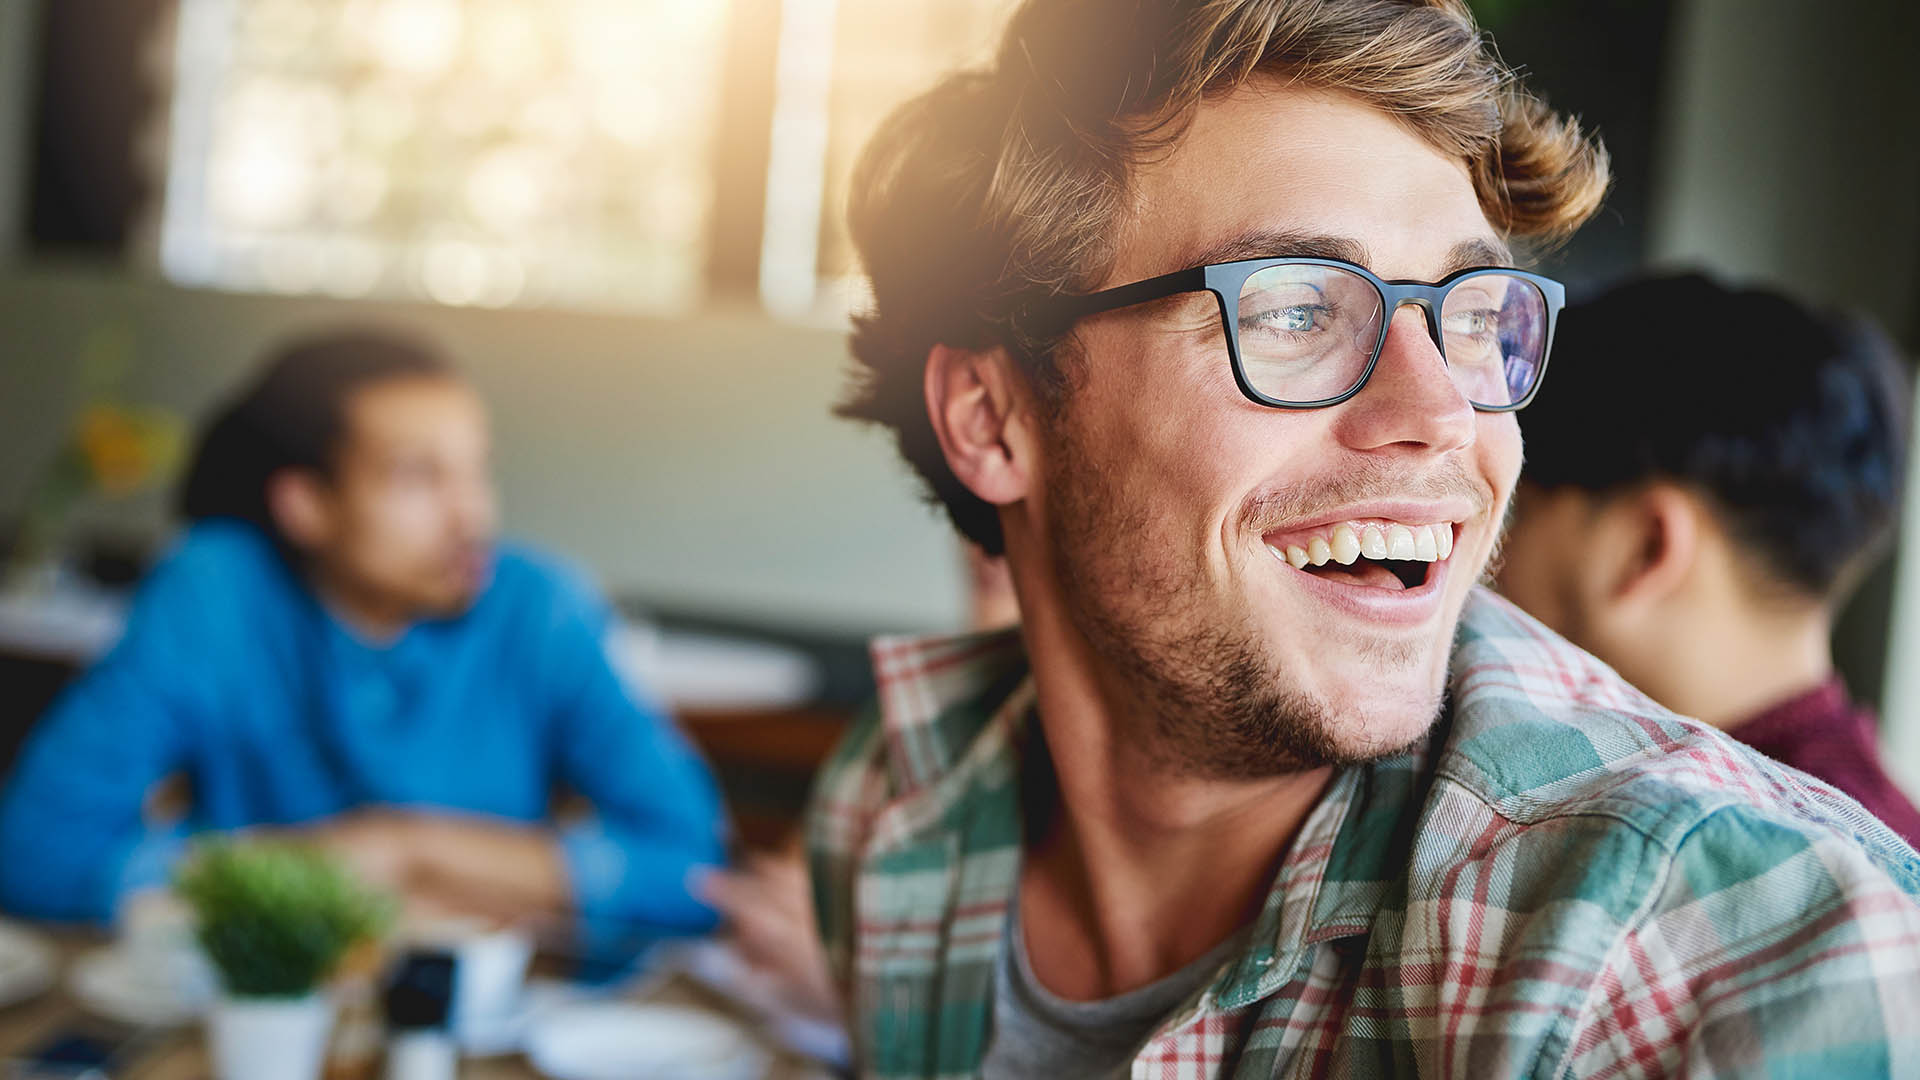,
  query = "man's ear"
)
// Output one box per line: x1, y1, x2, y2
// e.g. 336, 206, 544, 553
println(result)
924, 344, 1034, 507
1607, 483, 1702, 609
265, 468, 333, 551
